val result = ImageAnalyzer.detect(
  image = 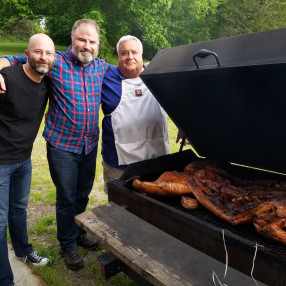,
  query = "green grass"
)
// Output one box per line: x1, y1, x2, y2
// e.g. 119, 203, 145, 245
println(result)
0, 42, 69, 55
3, 41, 193, 285
31, 215, 56, 234
0, 42, 28, 55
